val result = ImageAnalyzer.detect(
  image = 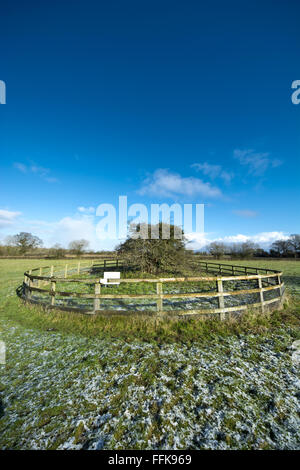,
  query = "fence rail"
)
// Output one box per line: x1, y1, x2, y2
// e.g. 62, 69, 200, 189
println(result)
20, 260, 286, 318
